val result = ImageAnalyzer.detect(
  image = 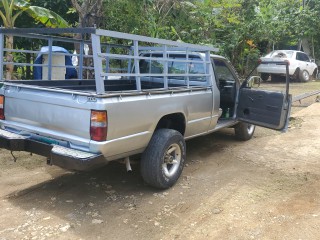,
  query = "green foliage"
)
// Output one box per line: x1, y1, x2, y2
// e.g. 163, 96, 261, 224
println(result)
25, 6, 68, 27
85, 0, 320, 73
0, 0, 69, 28
5, 0, 320, 75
